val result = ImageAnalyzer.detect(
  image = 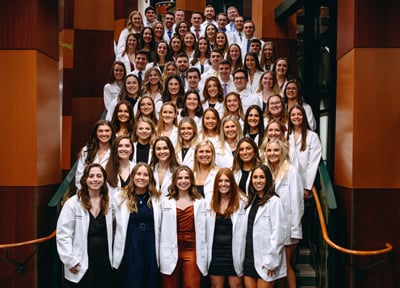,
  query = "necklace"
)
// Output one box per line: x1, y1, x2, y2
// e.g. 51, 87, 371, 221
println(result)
136, 192, 148, 205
